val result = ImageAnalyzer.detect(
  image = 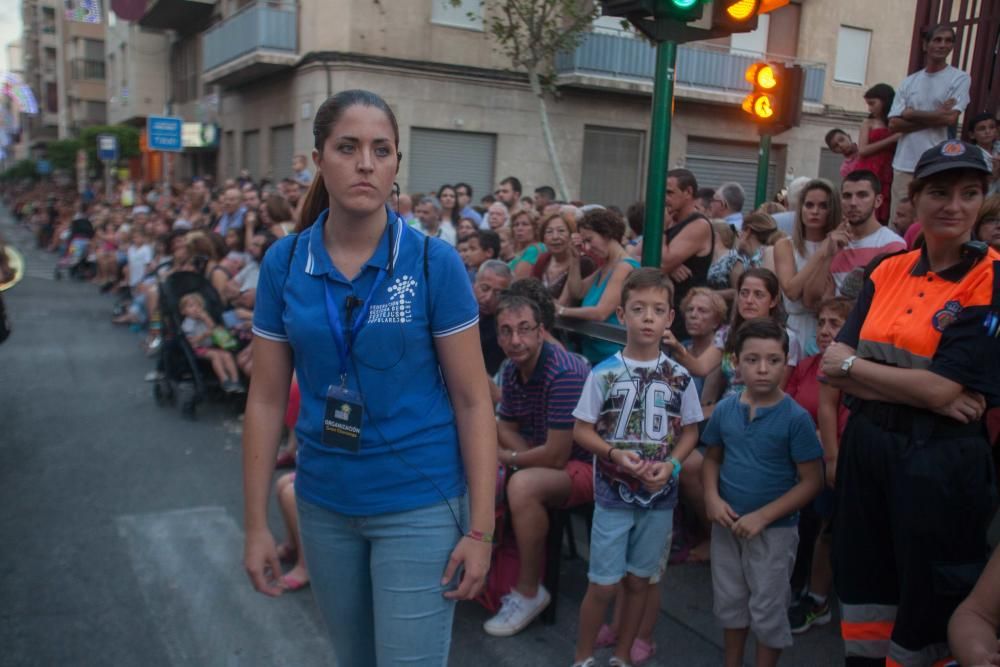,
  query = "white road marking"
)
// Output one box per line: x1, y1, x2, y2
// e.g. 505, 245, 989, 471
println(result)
116, 506, 335, 667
